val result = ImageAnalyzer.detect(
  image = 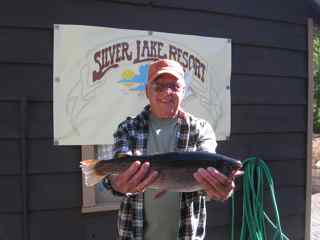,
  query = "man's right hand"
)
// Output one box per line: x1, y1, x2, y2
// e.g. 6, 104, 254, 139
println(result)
109, 161, 159, 195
